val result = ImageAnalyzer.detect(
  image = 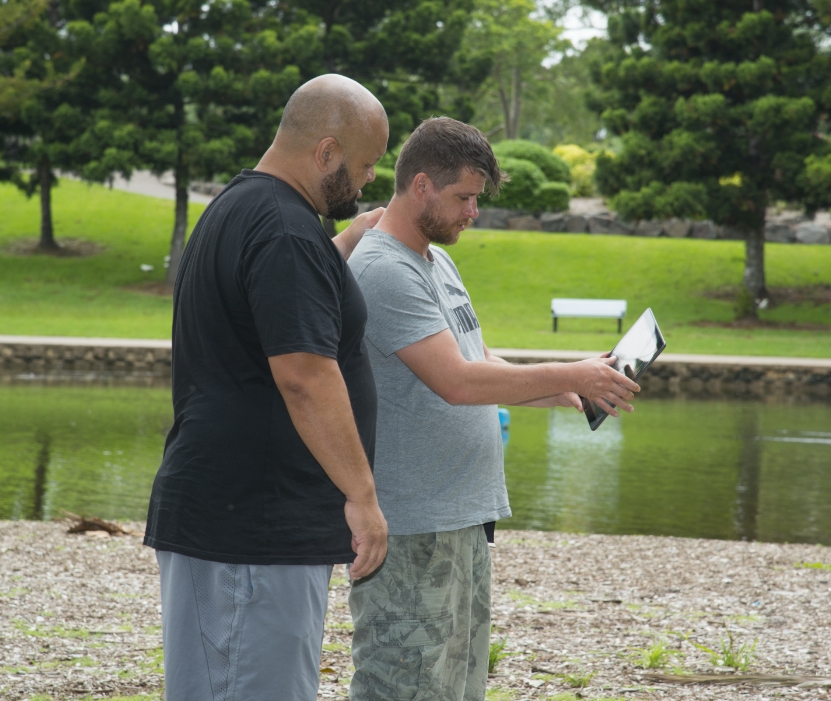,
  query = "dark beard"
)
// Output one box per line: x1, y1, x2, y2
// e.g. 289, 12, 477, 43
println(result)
415, 199, 464, 246
321, 162, 360, 221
